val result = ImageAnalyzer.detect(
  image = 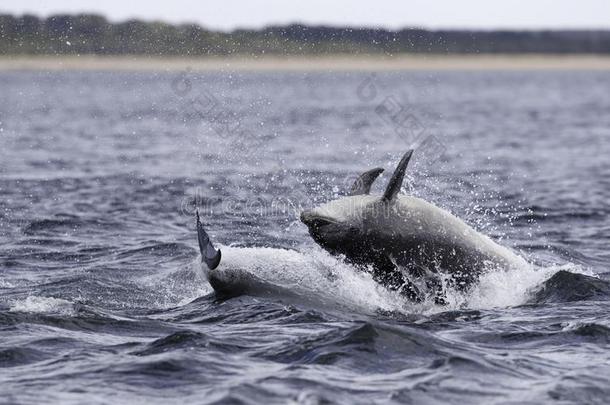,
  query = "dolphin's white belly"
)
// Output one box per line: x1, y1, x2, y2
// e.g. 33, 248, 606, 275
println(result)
375, 196, 527, 270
